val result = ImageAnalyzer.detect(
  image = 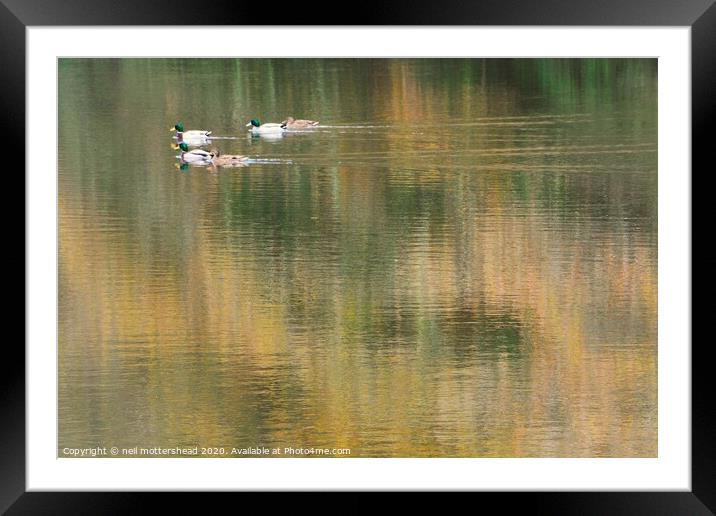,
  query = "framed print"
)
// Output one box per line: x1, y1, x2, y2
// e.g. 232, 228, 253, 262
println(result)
7, 0, 714, 511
